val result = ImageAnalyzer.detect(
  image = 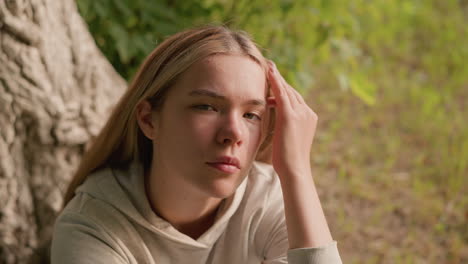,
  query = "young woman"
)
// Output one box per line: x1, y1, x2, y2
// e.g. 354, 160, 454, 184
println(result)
51, 25, 342, 264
